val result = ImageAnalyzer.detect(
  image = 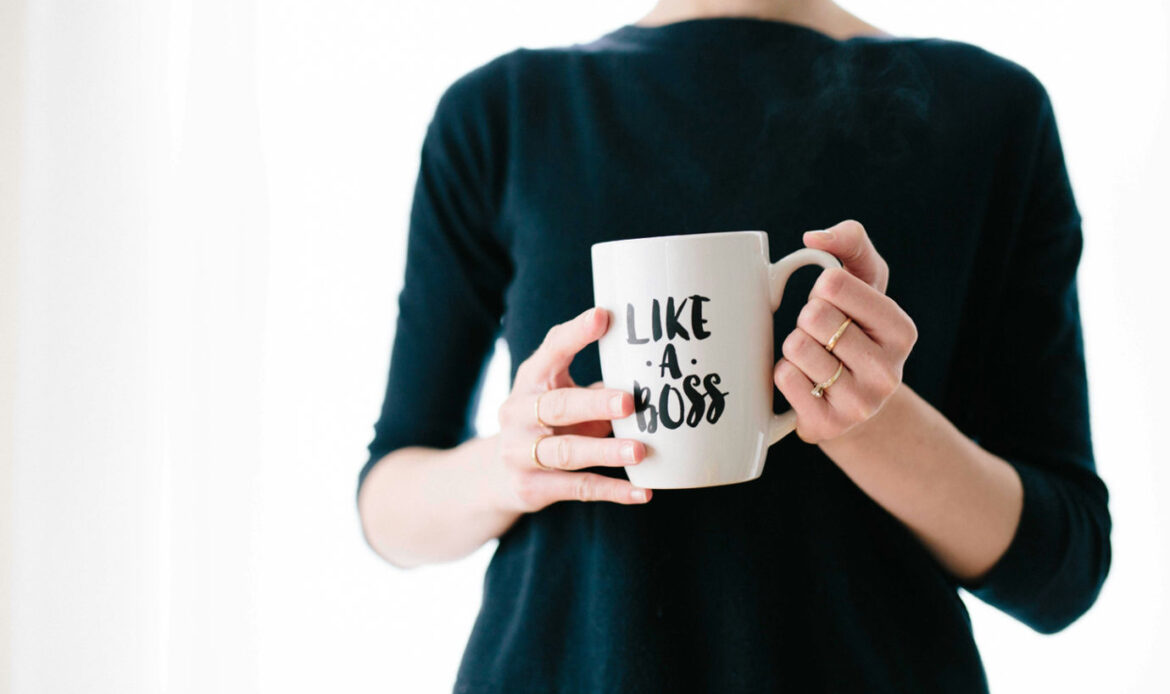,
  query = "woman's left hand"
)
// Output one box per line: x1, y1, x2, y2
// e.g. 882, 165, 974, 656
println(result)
773, 219, 919, 444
